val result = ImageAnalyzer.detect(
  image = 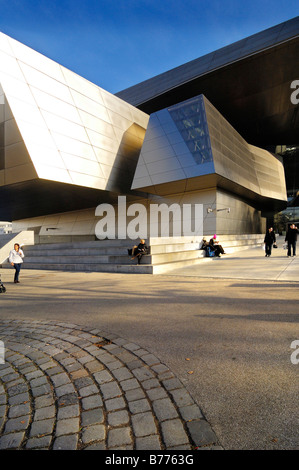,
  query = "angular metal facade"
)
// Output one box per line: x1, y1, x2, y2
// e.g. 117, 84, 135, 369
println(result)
0, 32, 148, 200
0, 29, 289, 234
132, 95, 287, 210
